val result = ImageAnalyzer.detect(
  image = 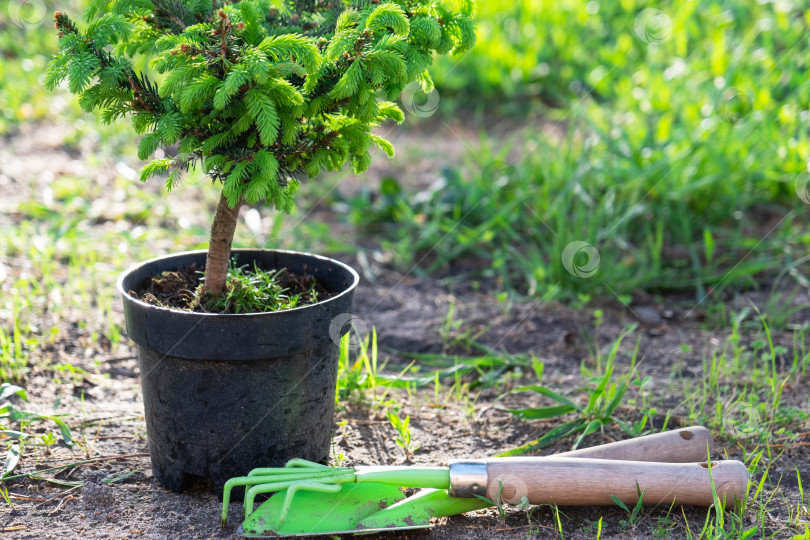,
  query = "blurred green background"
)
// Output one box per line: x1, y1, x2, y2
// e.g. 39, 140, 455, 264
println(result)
1, 0, 808, 305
